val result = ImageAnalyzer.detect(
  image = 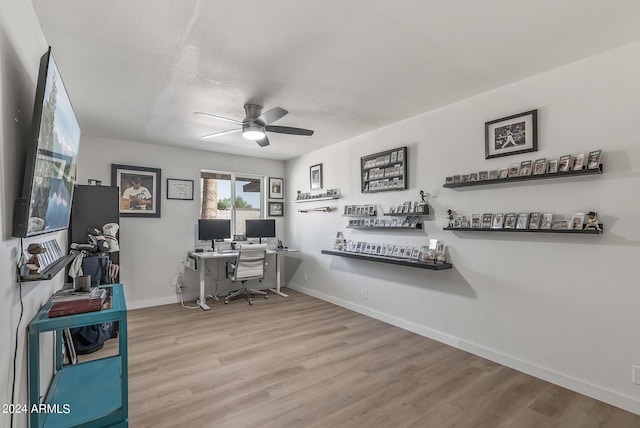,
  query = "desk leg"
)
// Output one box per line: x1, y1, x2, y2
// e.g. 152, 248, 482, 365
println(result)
269, 253, 289, 298
198, 259, 210, 310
